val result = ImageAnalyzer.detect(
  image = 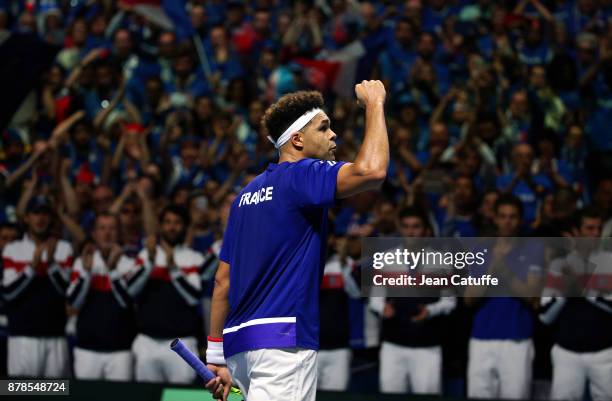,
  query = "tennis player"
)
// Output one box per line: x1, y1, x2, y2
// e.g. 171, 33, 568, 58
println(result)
205, 81, 388, 401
